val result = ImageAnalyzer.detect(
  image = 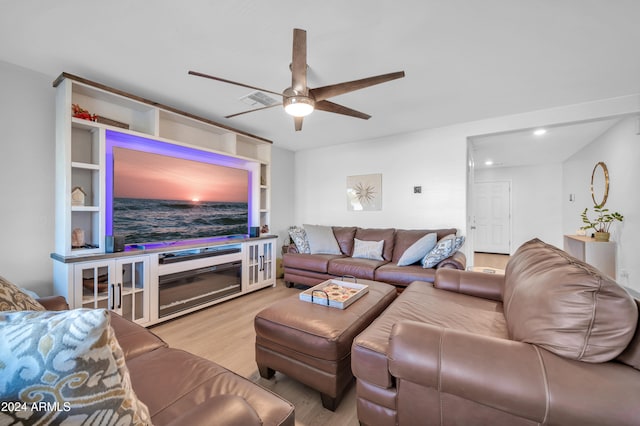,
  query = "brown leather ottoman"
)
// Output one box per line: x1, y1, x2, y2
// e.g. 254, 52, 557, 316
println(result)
255, 279, 396, 411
